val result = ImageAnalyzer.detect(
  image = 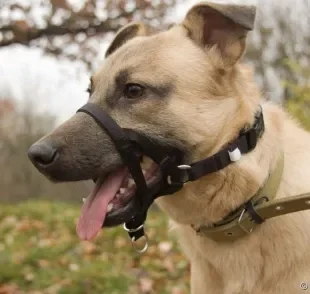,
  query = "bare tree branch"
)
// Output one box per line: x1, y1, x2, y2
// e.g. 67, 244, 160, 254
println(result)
0, 12, 132, 47
0, 0, 177, 69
